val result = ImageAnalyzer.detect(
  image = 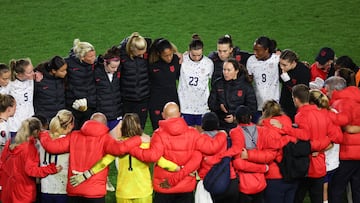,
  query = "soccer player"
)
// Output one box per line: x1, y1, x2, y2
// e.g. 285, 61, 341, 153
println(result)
178, 34, 214, 131
8, 58, 35, 136
246, 36, 280, 123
